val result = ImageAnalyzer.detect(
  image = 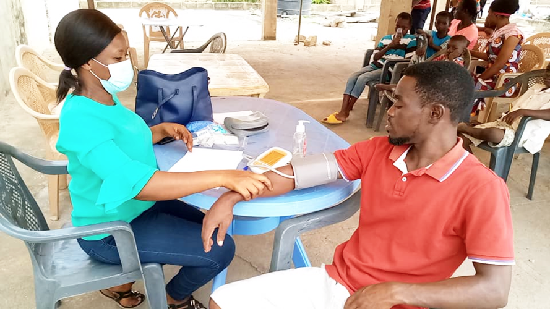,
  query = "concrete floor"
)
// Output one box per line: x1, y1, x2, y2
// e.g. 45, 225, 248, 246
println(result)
1, 9, 550, 309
